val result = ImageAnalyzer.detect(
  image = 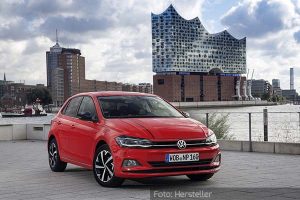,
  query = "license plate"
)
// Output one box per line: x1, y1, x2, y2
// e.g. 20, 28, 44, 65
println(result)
166, 153, 199, 163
